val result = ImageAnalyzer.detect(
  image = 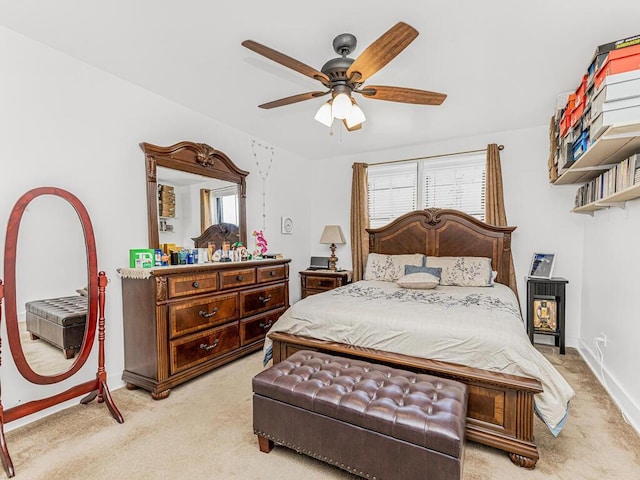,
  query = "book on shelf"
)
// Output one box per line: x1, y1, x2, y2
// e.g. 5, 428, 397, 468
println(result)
574, 152, 640, 208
